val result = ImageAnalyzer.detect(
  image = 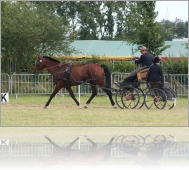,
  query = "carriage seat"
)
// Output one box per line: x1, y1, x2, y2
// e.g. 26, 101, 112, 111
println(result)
137, 68, 149, 82
149, 82, 163, 88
